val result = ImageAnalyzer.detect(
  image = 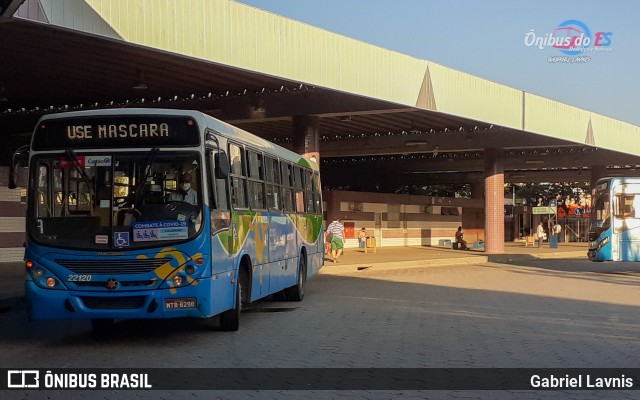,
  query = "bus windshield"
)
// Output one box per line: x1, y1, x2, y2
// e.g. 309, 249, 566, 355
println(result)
29, 151, 202, 250
590, 192, 610, 229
